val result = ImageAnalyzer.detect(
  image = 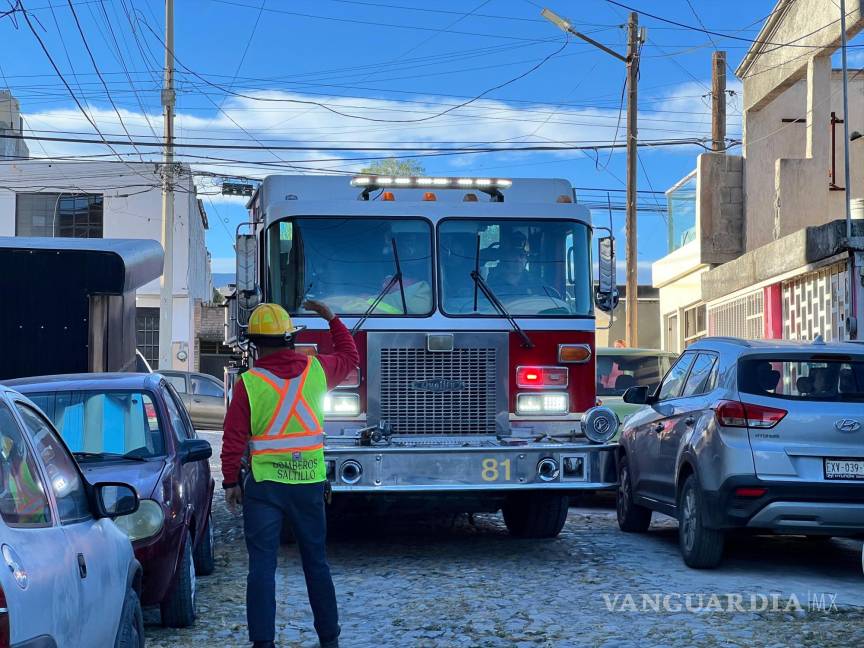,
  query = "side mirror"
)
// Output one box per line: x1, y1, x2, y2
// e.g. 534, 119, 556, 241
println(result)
180, 438, 213, 464
235, 233, 260, 315
94, 483, 139, 518
622, 385, 650, 405
595, 236, 619, 313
